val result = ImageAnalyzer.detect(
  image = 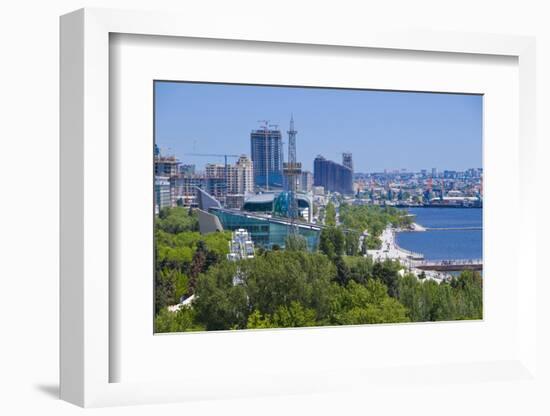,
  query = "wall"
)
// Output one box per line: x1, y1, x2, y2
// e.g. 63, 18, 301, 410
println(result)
0, 1, 548, 415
